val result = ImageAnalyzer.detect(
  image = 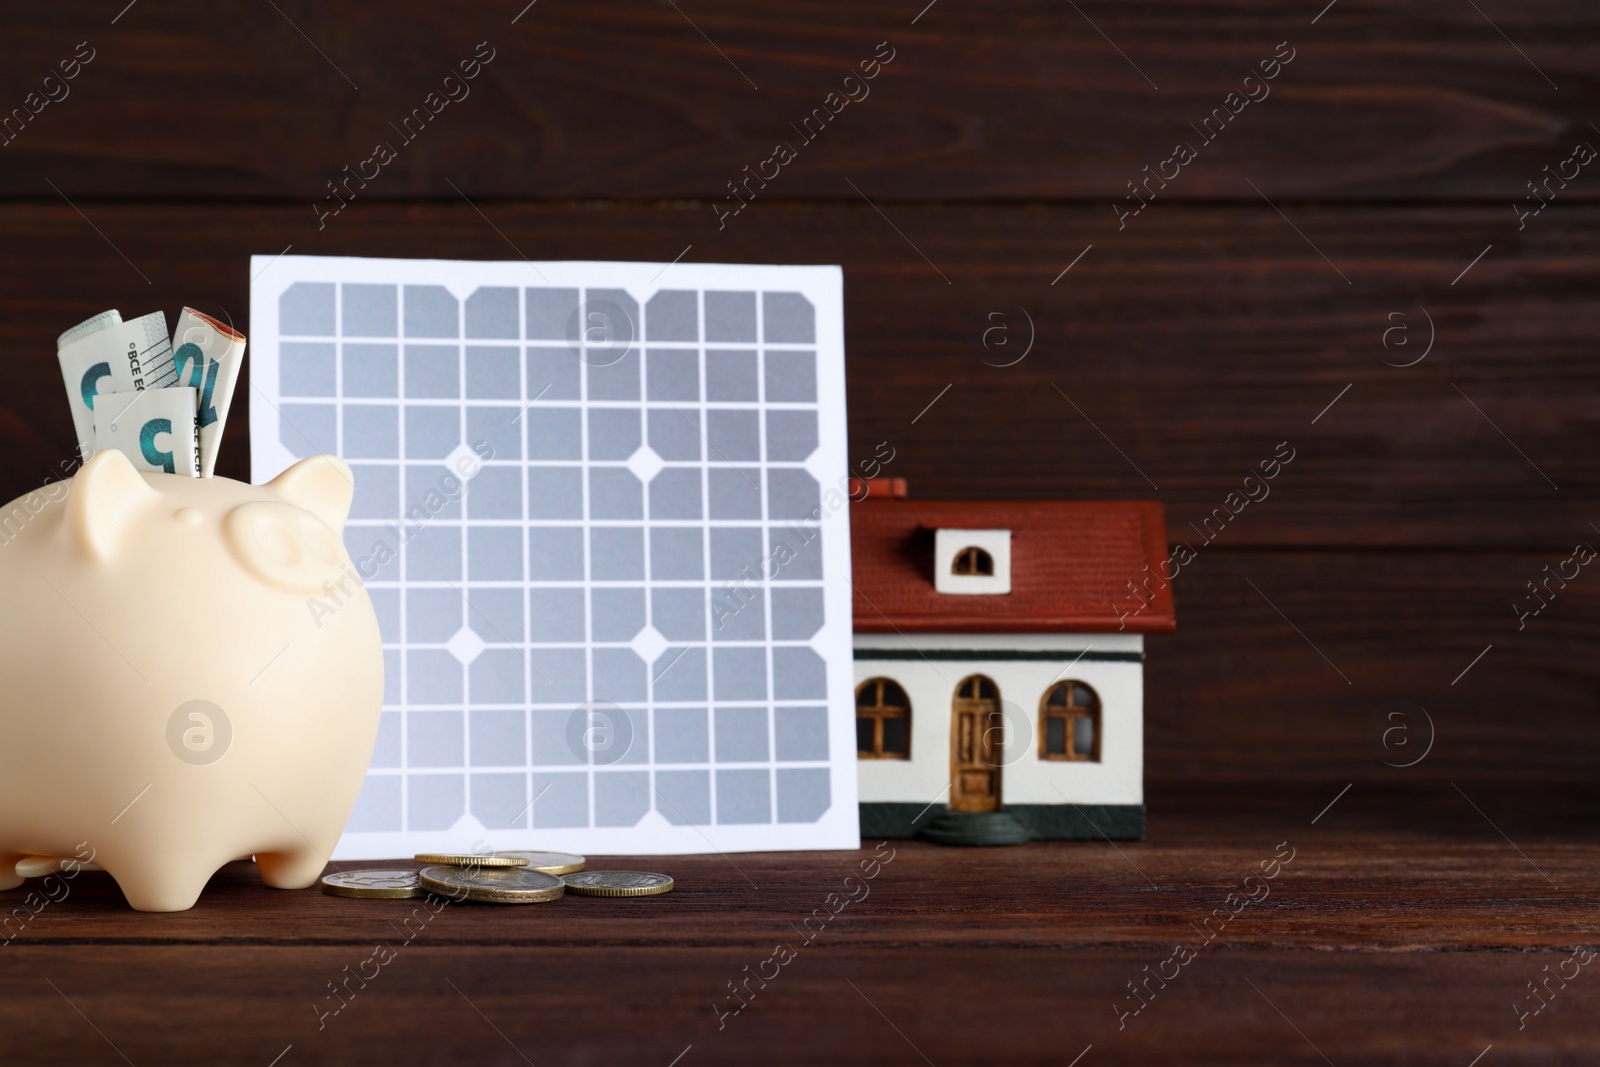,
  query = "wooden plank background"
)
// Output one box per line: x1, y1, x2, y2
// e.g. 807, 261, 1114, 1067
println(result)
0, 2, 1596, 1062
